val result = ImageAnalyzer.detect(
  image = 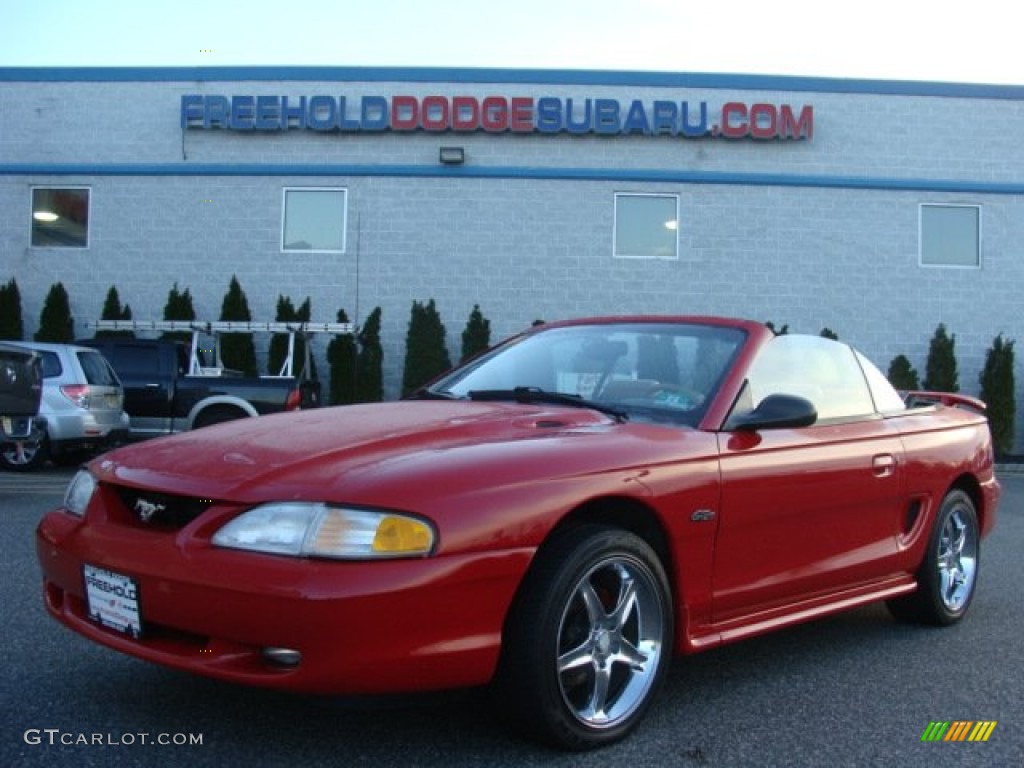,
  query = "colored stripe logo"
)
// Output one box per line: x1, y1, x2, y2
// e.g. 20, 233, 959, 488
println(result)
921, 721, 997, 742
